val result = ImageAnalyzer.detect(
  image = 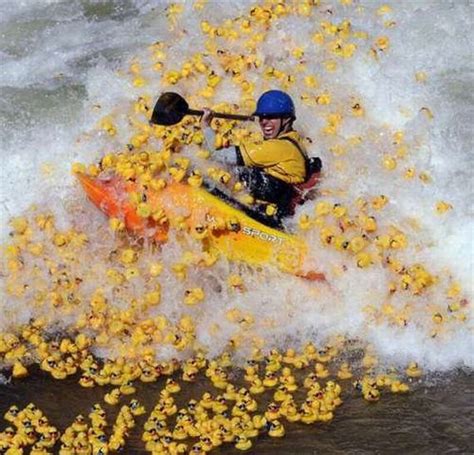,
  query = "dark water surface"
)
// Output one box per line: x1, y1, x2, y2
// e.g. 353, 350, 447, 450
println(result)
0, 368, 472, 454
